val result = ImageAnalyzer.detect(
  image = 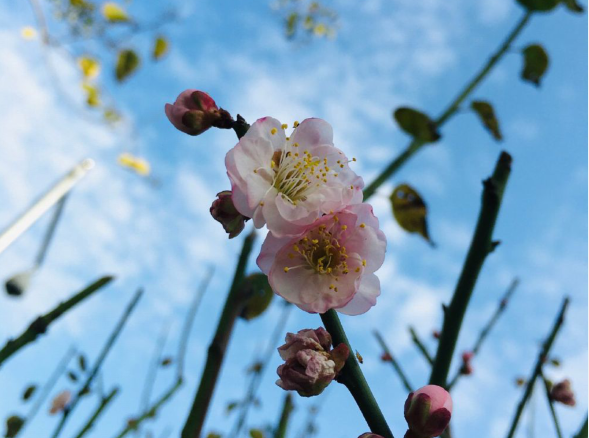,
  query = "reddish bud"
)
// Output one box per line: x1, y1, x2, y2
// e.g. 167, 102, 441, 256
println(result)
381, 352, 393, 362
276, 328, 349, 397
210, 190, 249, 238
460, 351, 474, 375
432, 331, 440, 340
404, 385, 452, 438
550, 379, 576, 406
359, 434, 385, 438
165, 90, 232, 136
